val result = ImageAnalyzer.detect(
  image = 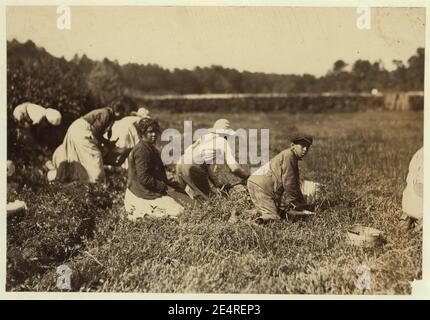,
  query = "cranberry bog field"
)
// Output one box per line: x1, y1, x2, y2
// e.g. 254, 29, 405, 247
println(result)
7, 110, 423, 294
